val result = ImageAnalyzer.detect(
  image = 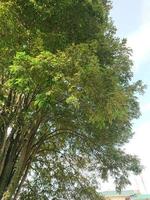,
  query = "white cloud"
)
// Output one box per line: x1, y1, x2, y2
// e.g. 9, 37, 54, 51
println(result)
126, 121, 150, 192
100, 120, 150, 192
140, 102, 150, 113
